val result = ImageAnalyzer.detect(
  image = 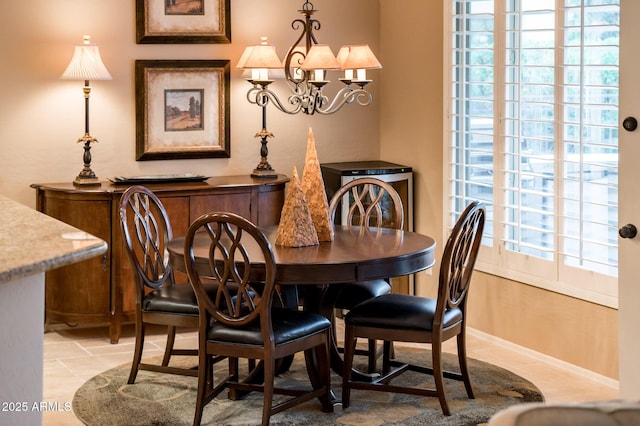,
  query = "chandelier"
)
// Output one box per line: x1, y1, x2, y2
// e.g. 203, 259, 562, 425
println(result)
237, 0, 381, 177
